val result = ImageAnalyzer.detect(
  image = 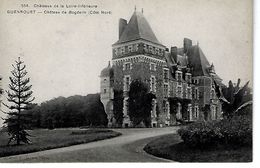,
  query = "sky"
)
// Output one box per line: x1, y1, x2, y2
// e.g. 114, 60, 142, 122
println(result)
0, 0, 253, 126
